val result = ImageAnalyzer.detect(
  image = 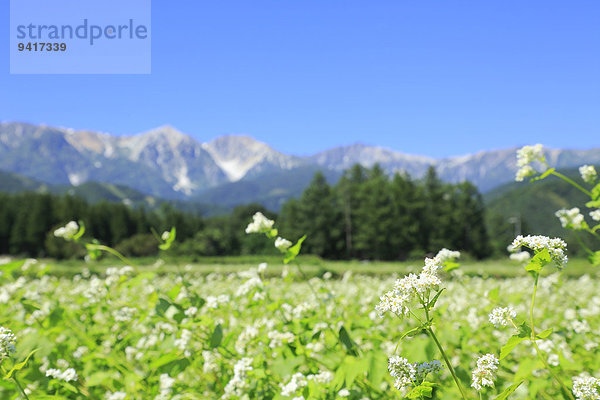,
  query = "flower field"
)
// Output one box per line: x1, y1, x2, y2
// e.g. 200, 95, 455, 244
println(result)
0, 257, 599, 399
0, 146, 599, 399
